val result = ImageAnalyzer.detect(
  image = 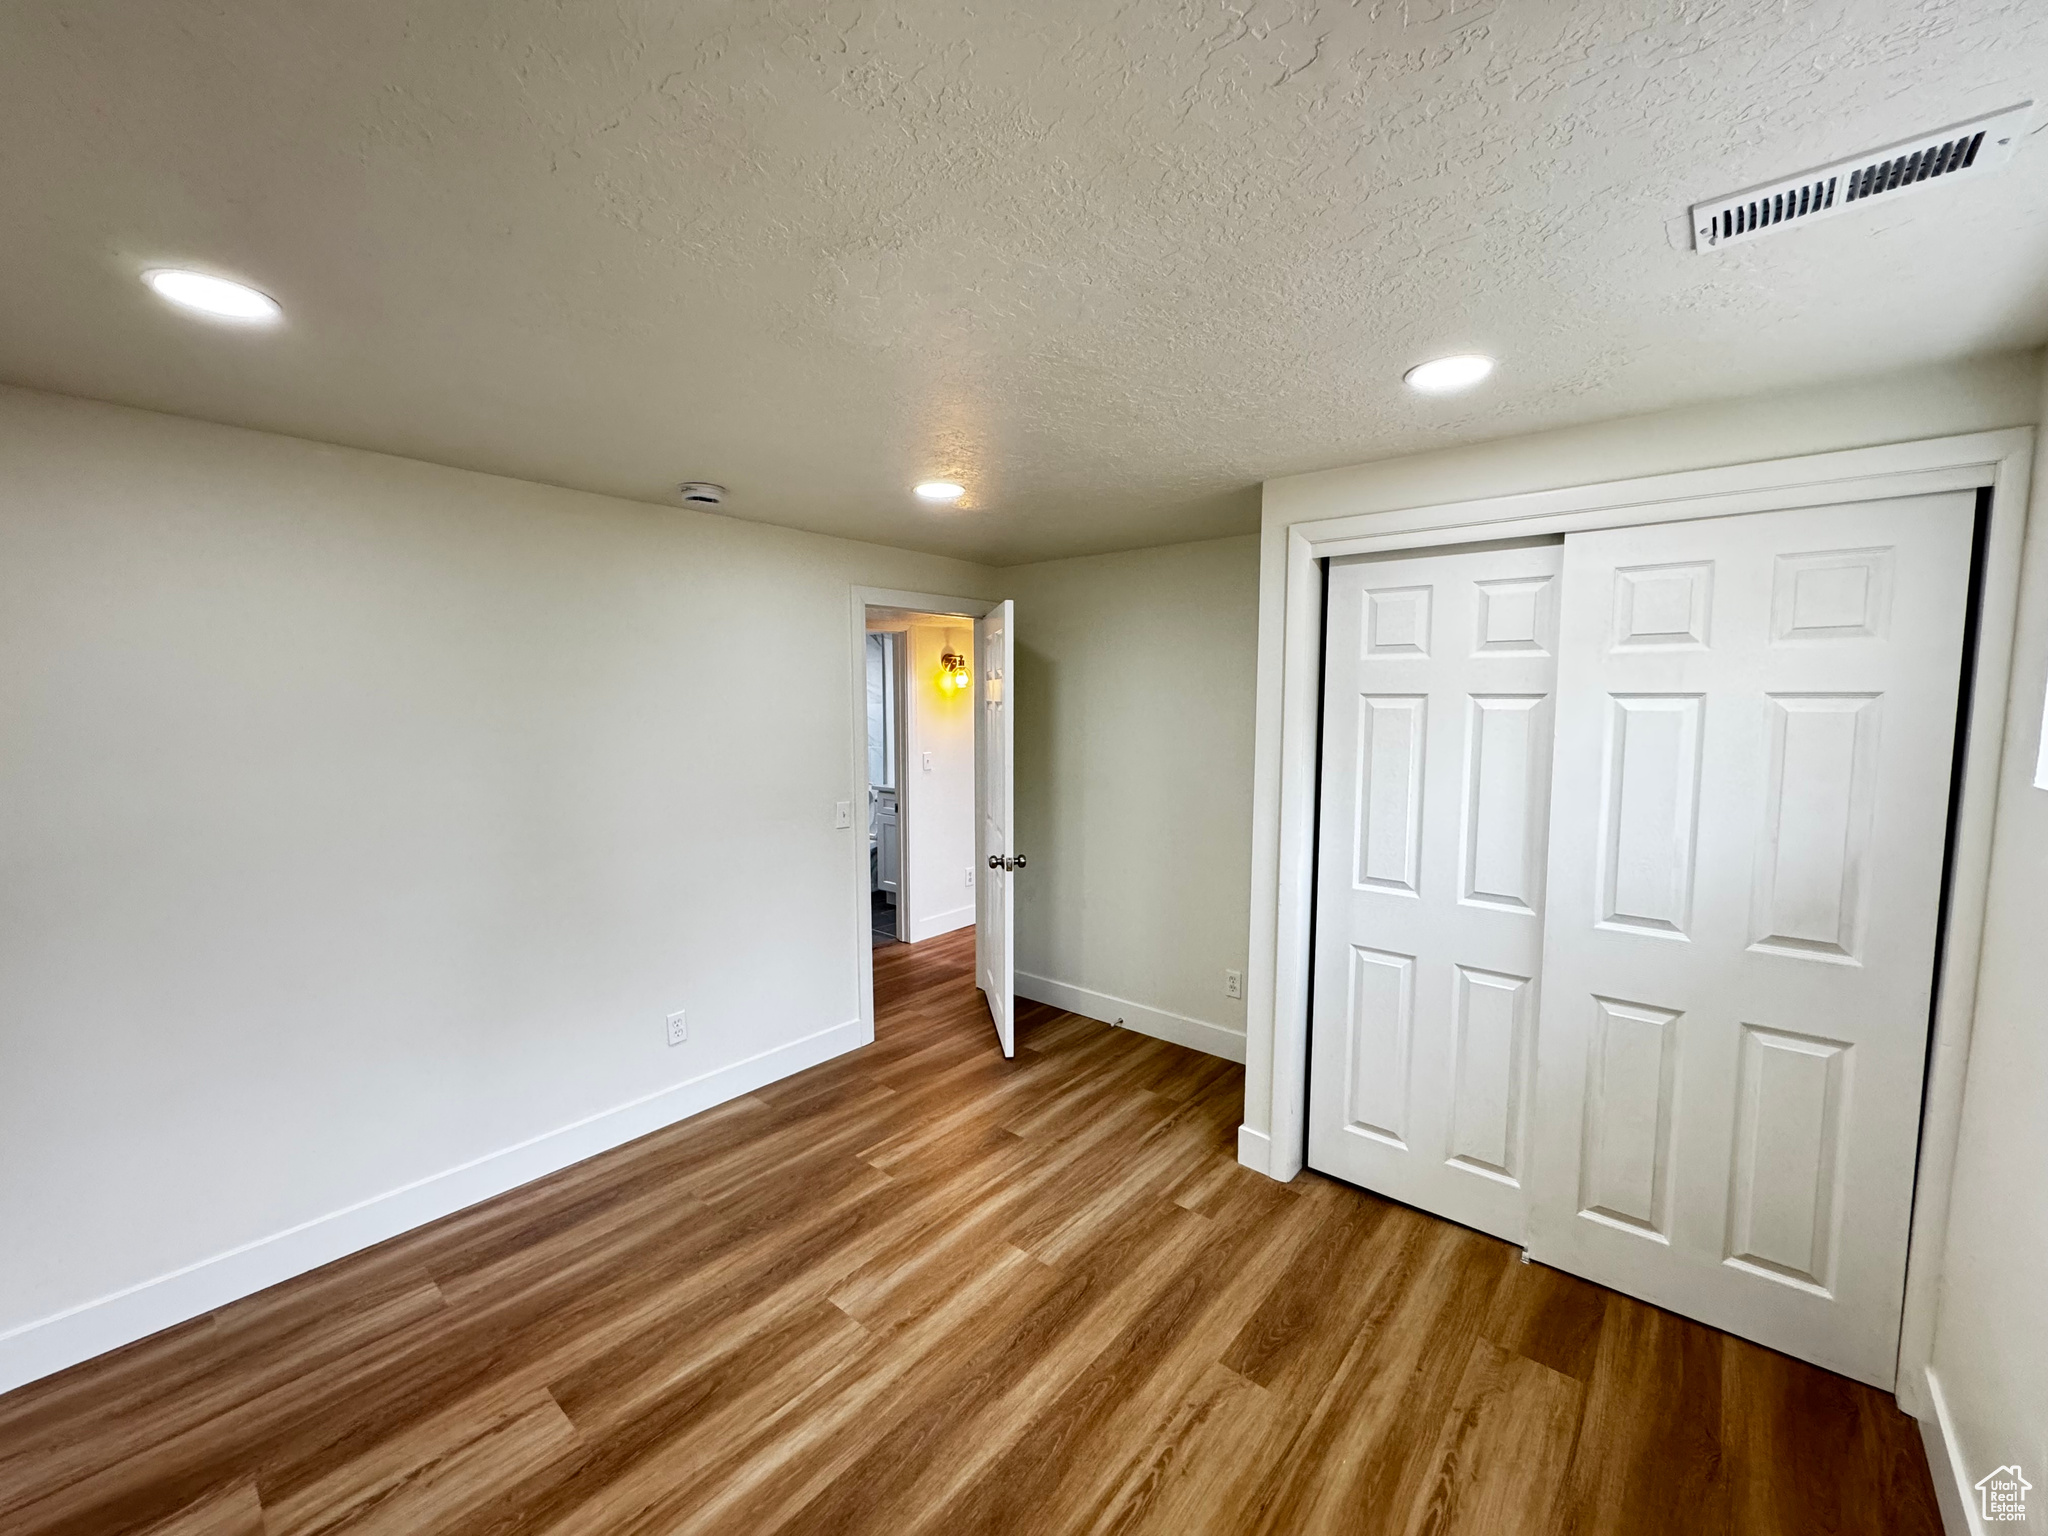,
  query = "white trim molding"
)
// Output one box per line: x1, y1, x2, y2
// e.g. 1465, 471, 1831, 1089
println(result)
907, 902, 975, 945
0, 1016, 867, 1396
1236, 1125, 1277, 1177
1016, 972, 1248, 1063
1239, 428, 2036, 1408
1917, 1366, 1986, 1536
